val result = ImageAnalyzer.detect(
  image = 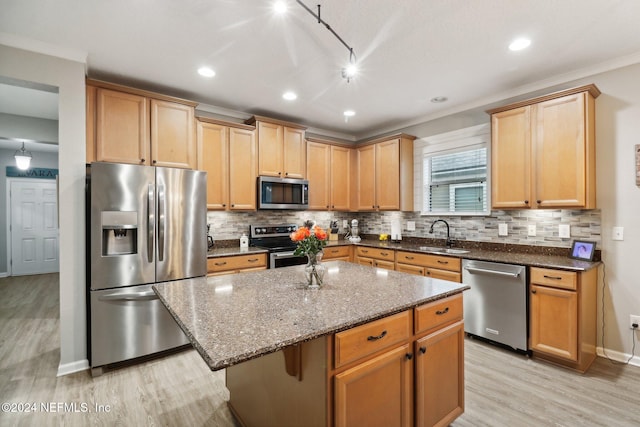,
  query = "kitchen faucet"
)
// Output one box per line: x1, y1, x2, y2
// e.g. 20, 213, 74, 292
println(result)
429, 219, 453, 248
